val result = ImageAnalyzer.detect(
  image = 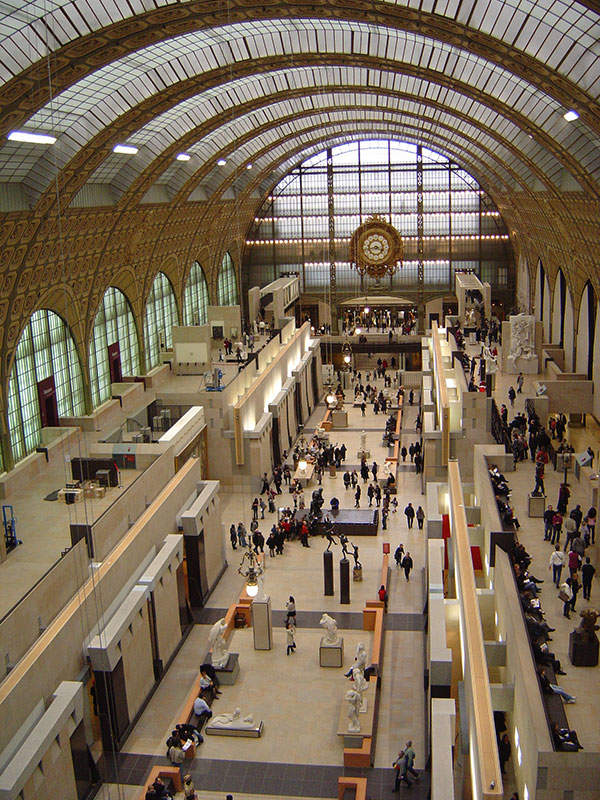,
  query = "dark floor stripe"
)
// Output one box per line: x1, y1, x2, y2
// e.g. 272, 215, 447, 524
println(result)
194, 606, 423, 631
99, 753, 430, 799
